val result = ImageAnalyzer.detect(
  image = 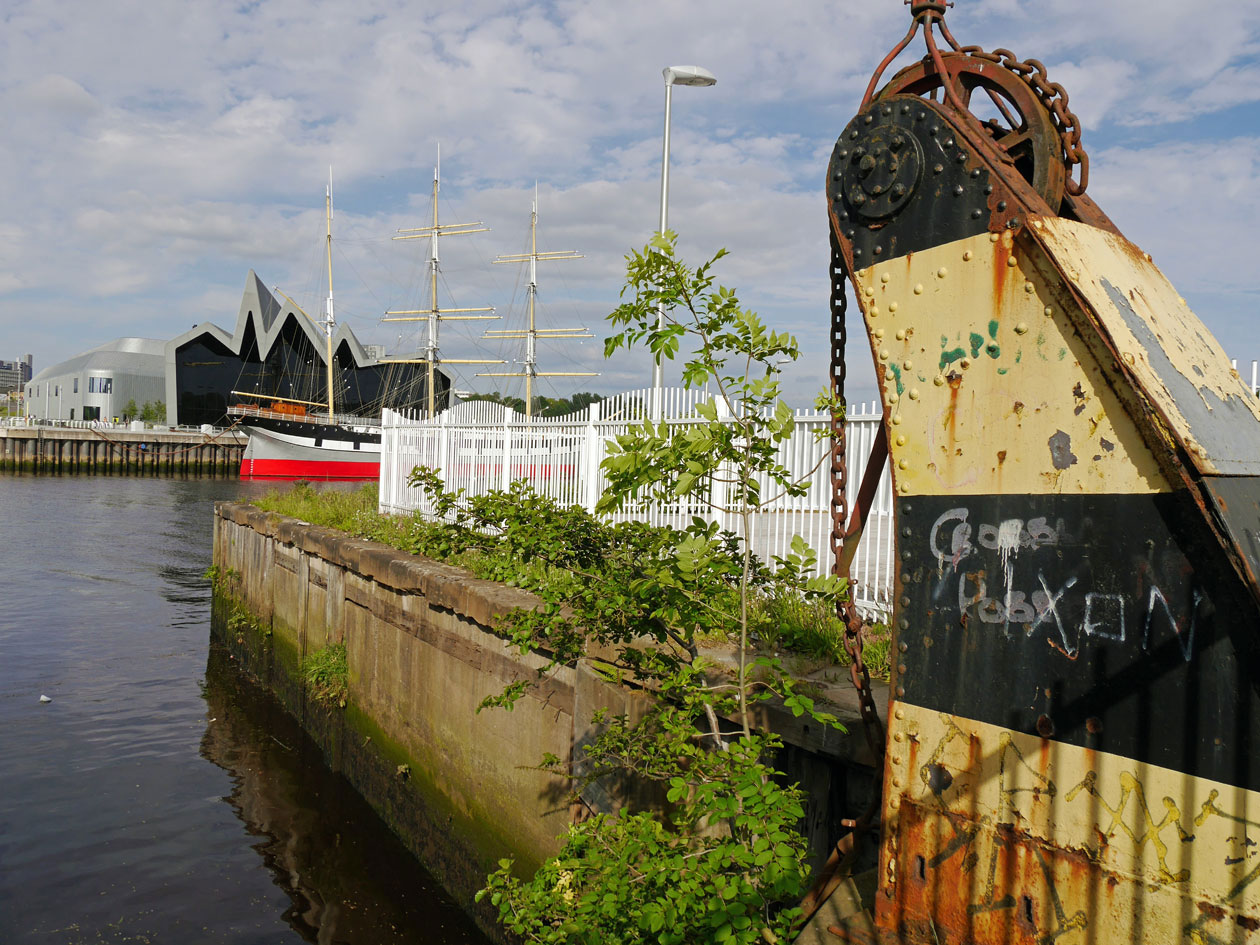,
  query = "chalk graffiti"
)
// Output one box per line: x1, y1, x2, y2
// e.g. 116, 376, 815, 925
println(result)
927, 506, 1202, 661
